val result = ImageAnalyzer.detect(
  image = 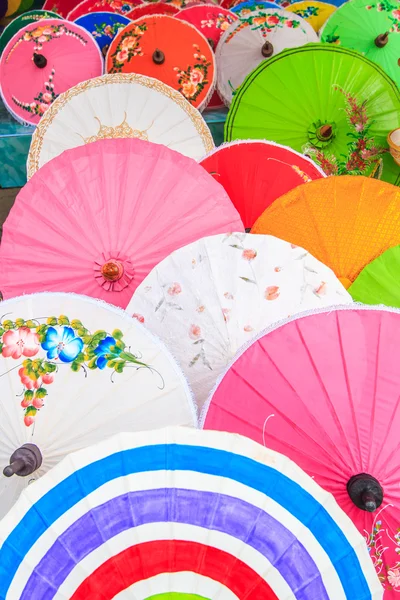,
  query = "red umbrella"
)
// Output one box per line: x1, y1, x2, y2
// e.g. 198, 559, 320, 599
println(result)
67, 0, 142, 20
200, 140, 325, 230
125, 1, 179, 18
